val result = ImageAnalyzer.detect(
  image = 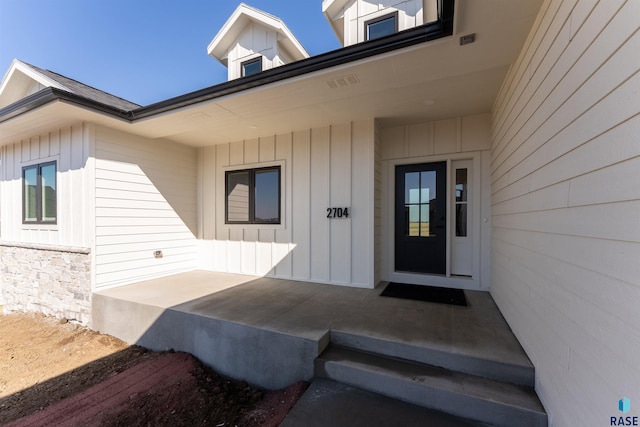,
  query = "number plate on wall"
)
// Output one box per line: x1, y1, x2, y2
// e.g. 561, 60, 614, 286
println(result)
327, 207, 350, 218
